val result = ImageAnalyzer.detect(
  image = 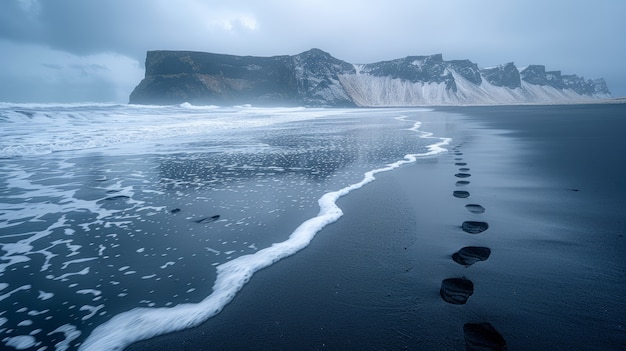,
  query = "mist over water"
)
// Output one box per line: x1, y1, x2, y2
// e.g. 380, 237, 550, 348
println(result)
0, 104, 448, 350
